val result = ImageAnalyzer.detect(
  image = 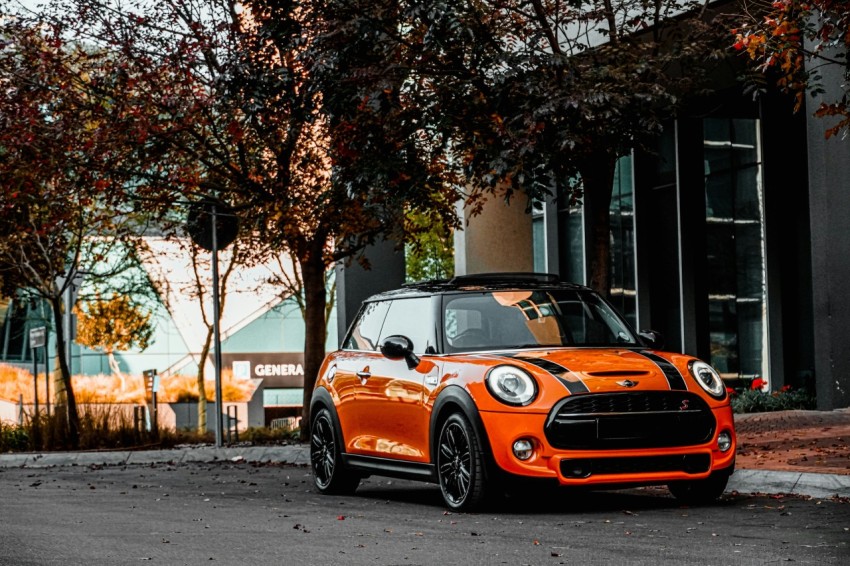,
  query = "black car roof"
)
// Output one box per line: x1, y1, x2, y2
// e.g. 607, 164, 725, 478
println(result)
364, 273, 591, 302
